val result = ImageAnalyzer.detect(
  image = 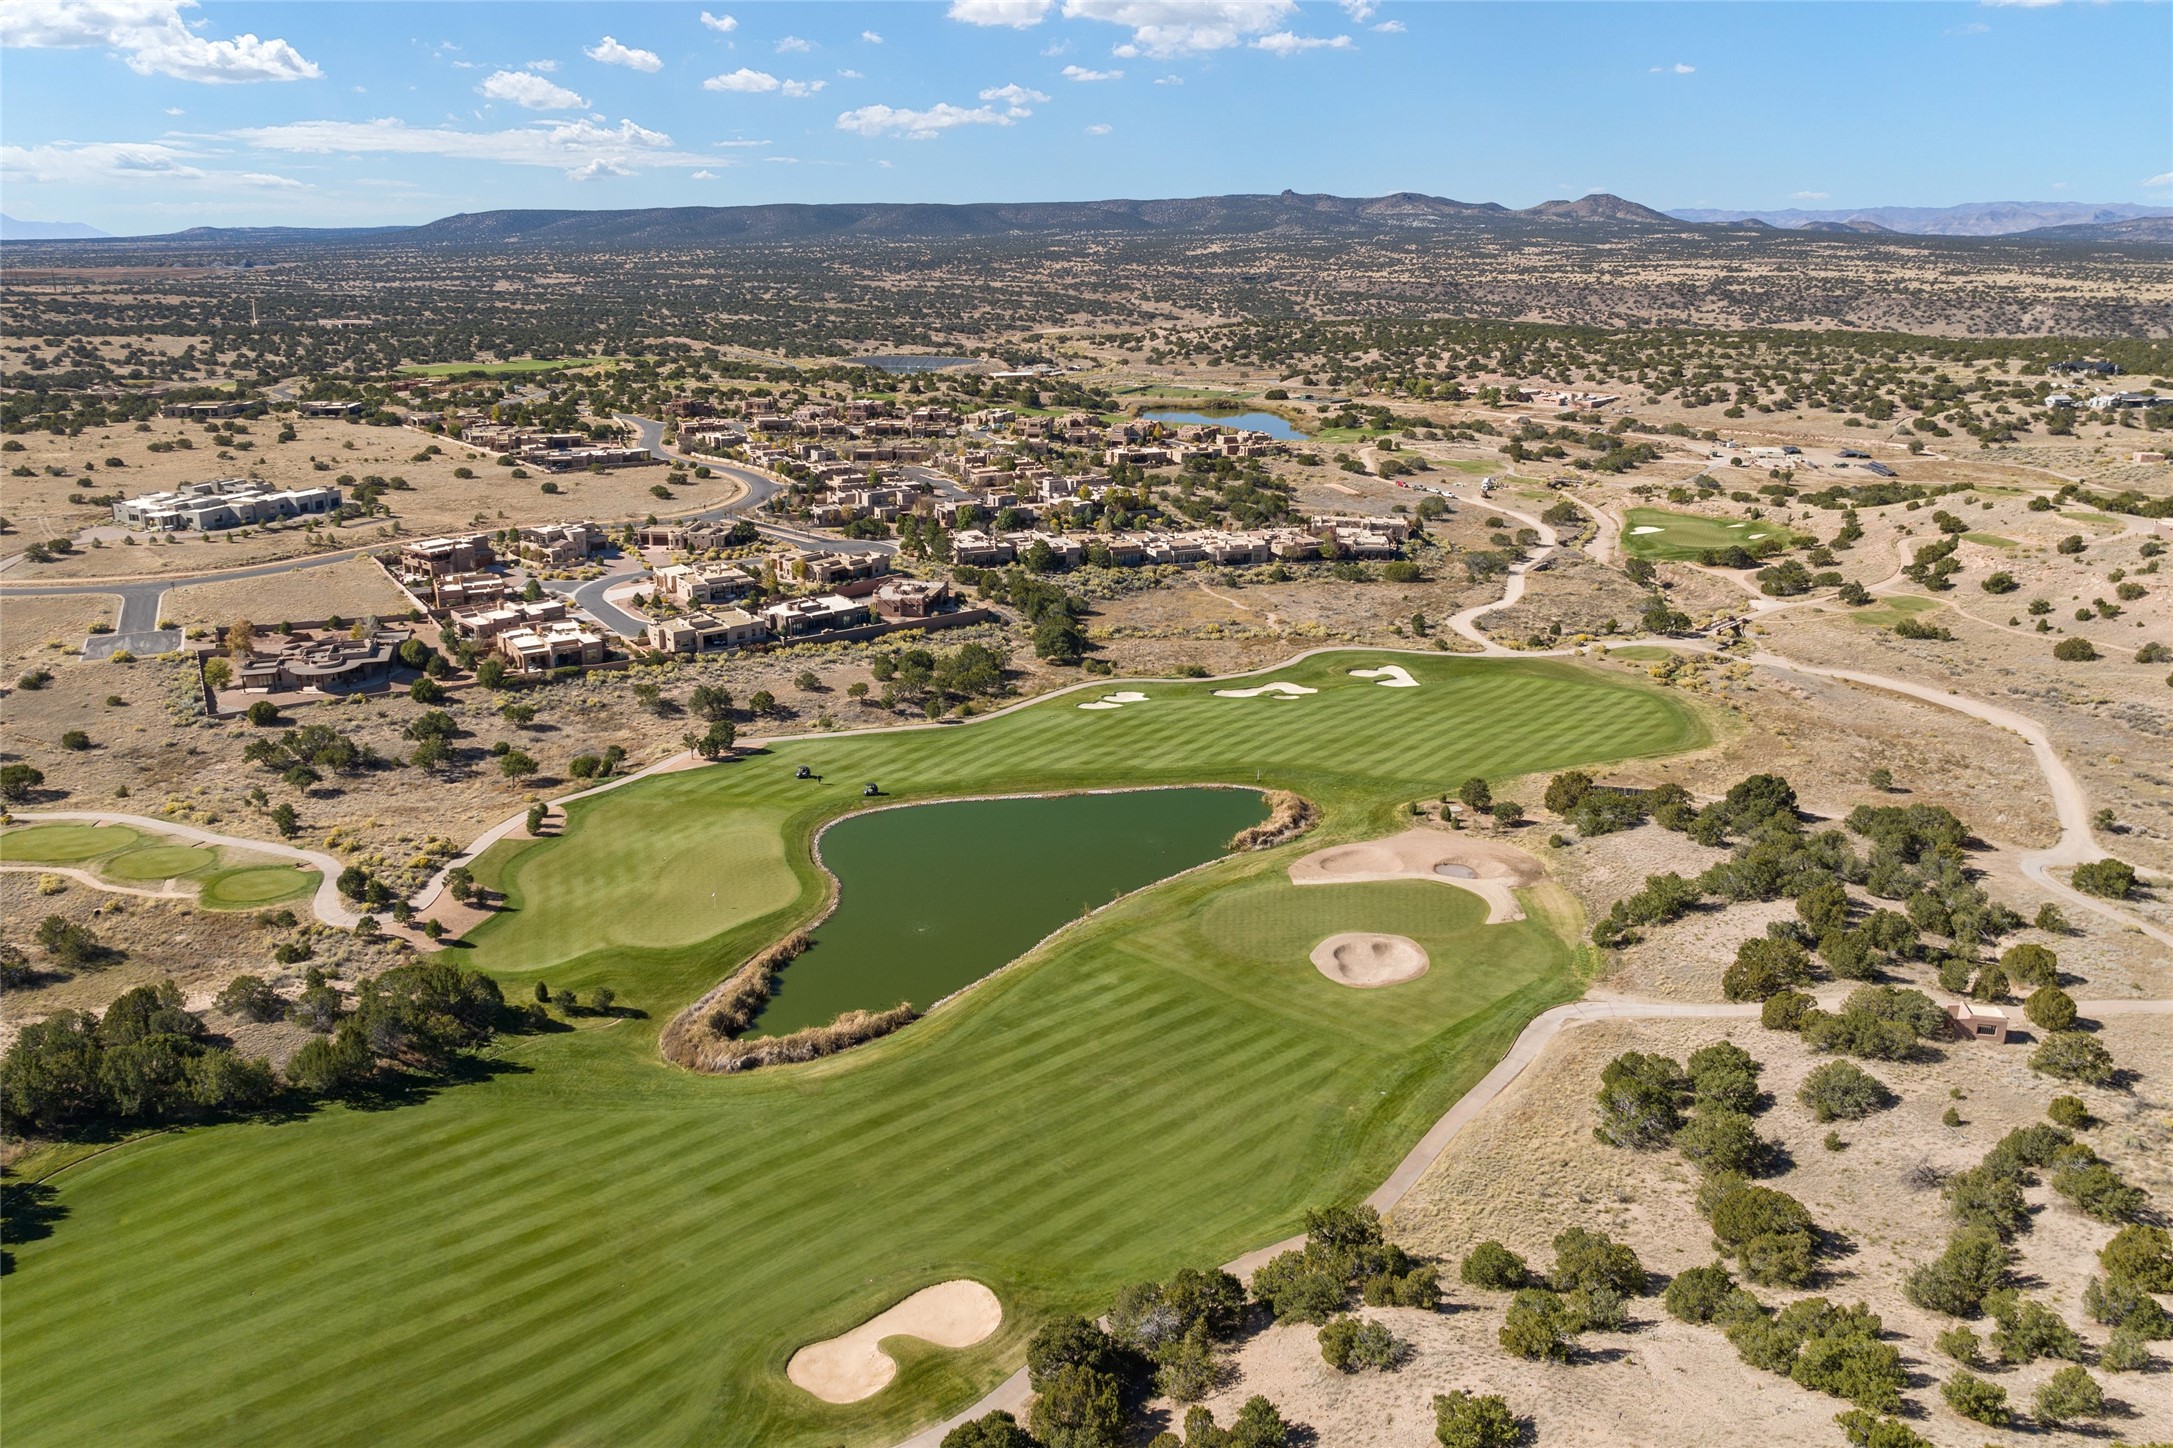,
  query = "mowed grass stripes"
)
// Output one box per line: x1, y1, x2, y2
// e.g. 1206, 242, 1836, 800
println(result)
1, 653, 1703, 1448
